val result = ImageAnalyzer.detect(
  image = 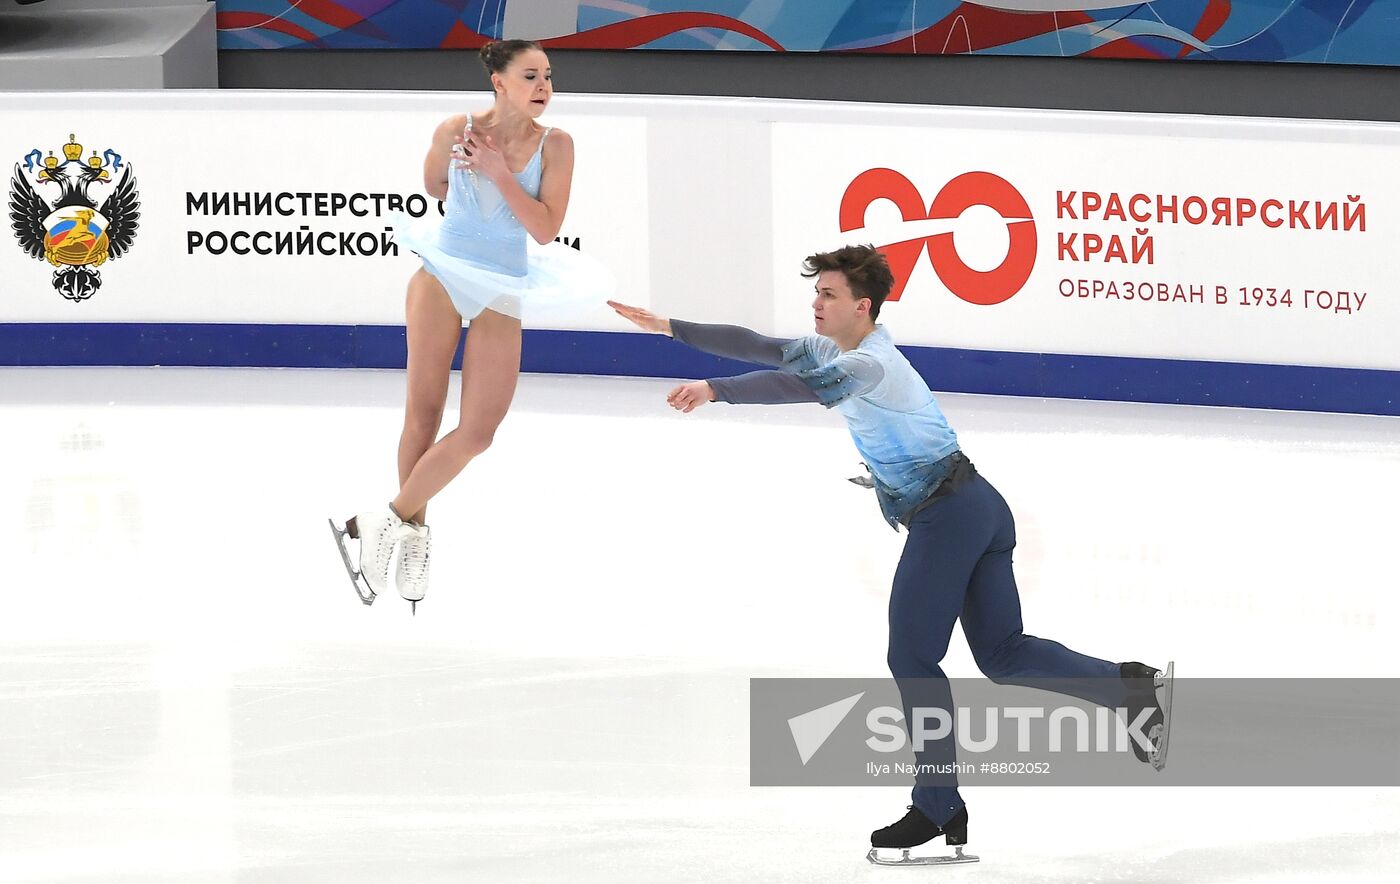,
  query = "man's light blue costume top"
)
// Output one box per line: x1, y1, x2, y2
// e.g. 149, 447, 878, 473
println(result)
670, 321, 962, 529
